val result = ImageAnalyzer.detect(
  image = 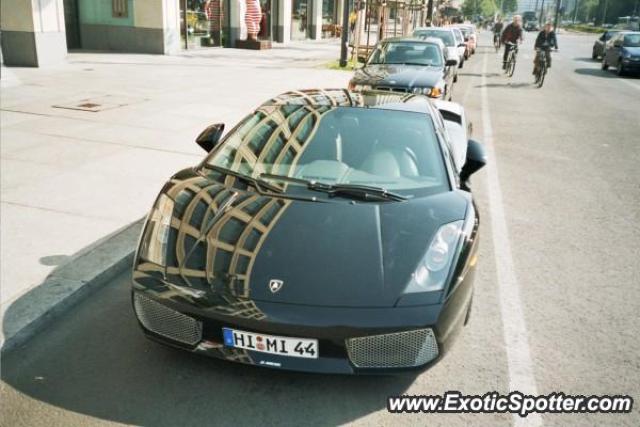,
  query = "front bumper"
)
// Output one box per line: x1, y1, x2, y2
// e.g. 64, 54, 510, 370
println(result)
621, 59, 640, 72
131, 266, 475, 374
